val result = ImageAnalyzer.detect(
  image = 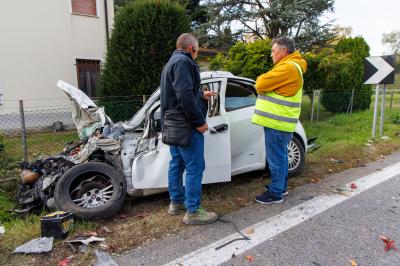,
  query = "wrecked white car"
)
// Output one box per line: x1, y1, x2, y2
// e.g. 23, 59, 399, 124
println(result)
16, 72, 314, 219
